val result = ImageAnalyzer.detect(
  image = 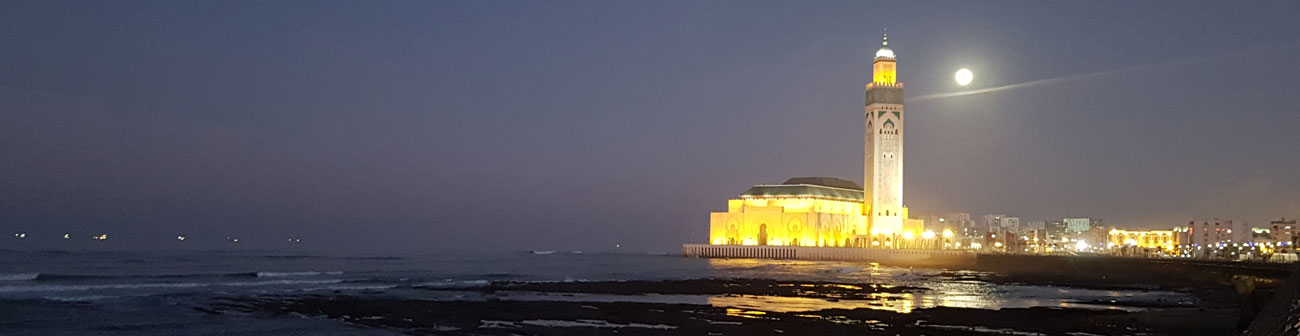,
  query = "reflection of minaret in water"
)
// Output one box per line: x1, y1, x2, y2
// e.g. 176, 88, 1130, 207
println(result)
865, 33, 905, 235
